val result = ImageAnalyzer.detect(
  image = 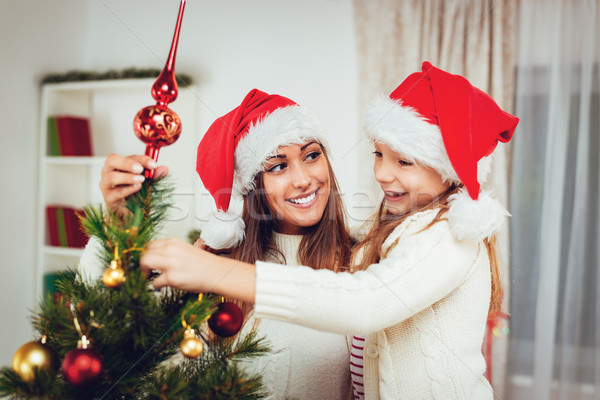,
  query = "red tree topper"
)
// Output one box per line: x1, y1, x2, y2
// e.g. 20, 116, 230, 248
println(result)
133, 0, 186, 178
